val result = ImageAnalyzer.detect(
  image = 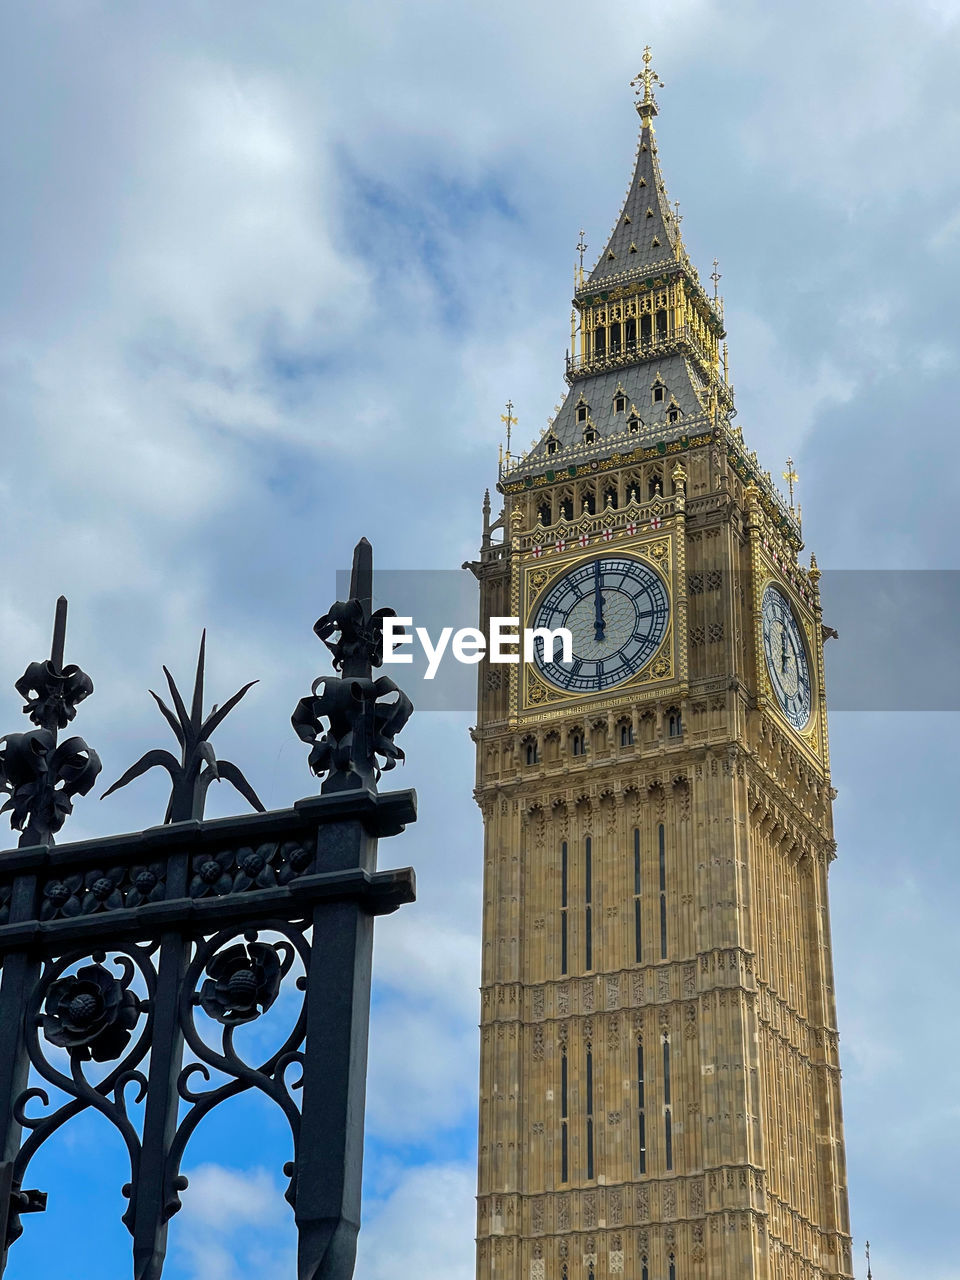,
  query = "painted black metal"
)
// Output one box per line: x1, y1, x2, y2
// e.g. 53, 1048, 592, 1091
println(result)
0, 542, 416, 1280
